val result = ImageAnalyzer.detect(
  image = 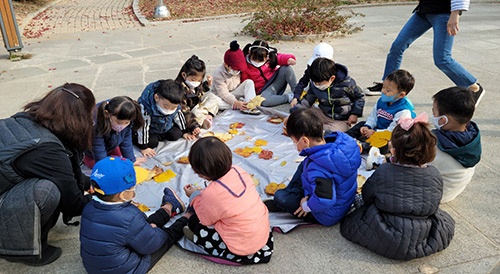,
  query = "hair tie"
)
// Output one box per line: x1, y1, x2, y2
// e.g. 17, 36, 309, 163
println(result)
398, 112, 428, 131
62, 88, 80, 99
